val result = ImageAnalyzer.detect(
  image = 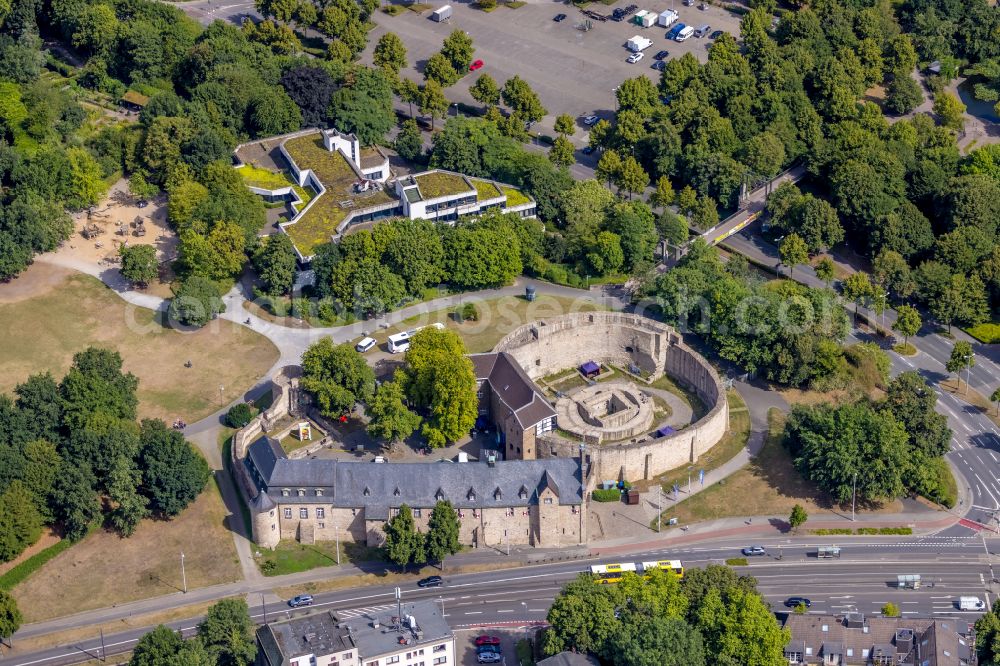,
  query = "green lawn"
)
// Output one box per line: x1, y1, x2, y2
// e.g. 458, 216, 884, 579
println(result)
256, 541, 387, 576
469, 177, 502, 201
502, 186, 531, 206
414, 171, 473, 199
